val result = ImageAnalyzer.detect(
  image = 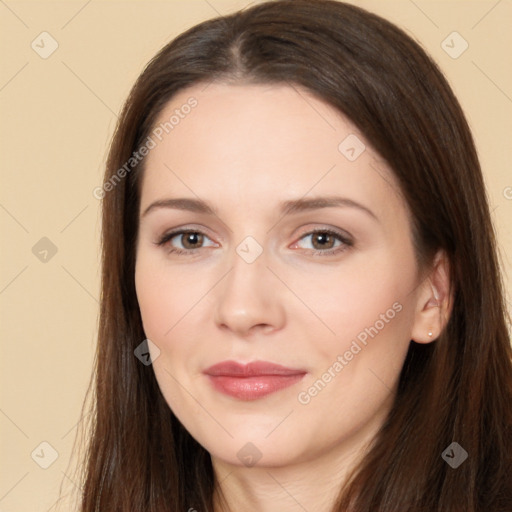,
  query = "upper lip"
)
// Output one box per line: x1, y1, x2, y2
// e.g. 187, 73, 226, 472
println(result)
203, 360, 306, 377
